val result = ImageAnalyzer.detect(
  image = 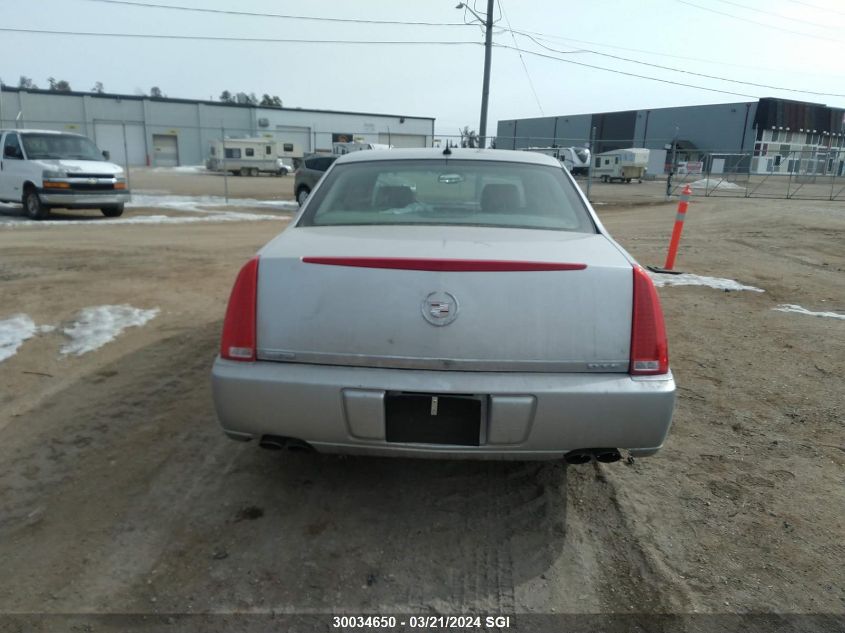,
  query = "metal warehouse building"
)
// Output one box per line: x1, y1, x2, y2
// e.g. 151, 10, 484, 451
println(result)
0, 86, 435, 167
497, 97, 845, 176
